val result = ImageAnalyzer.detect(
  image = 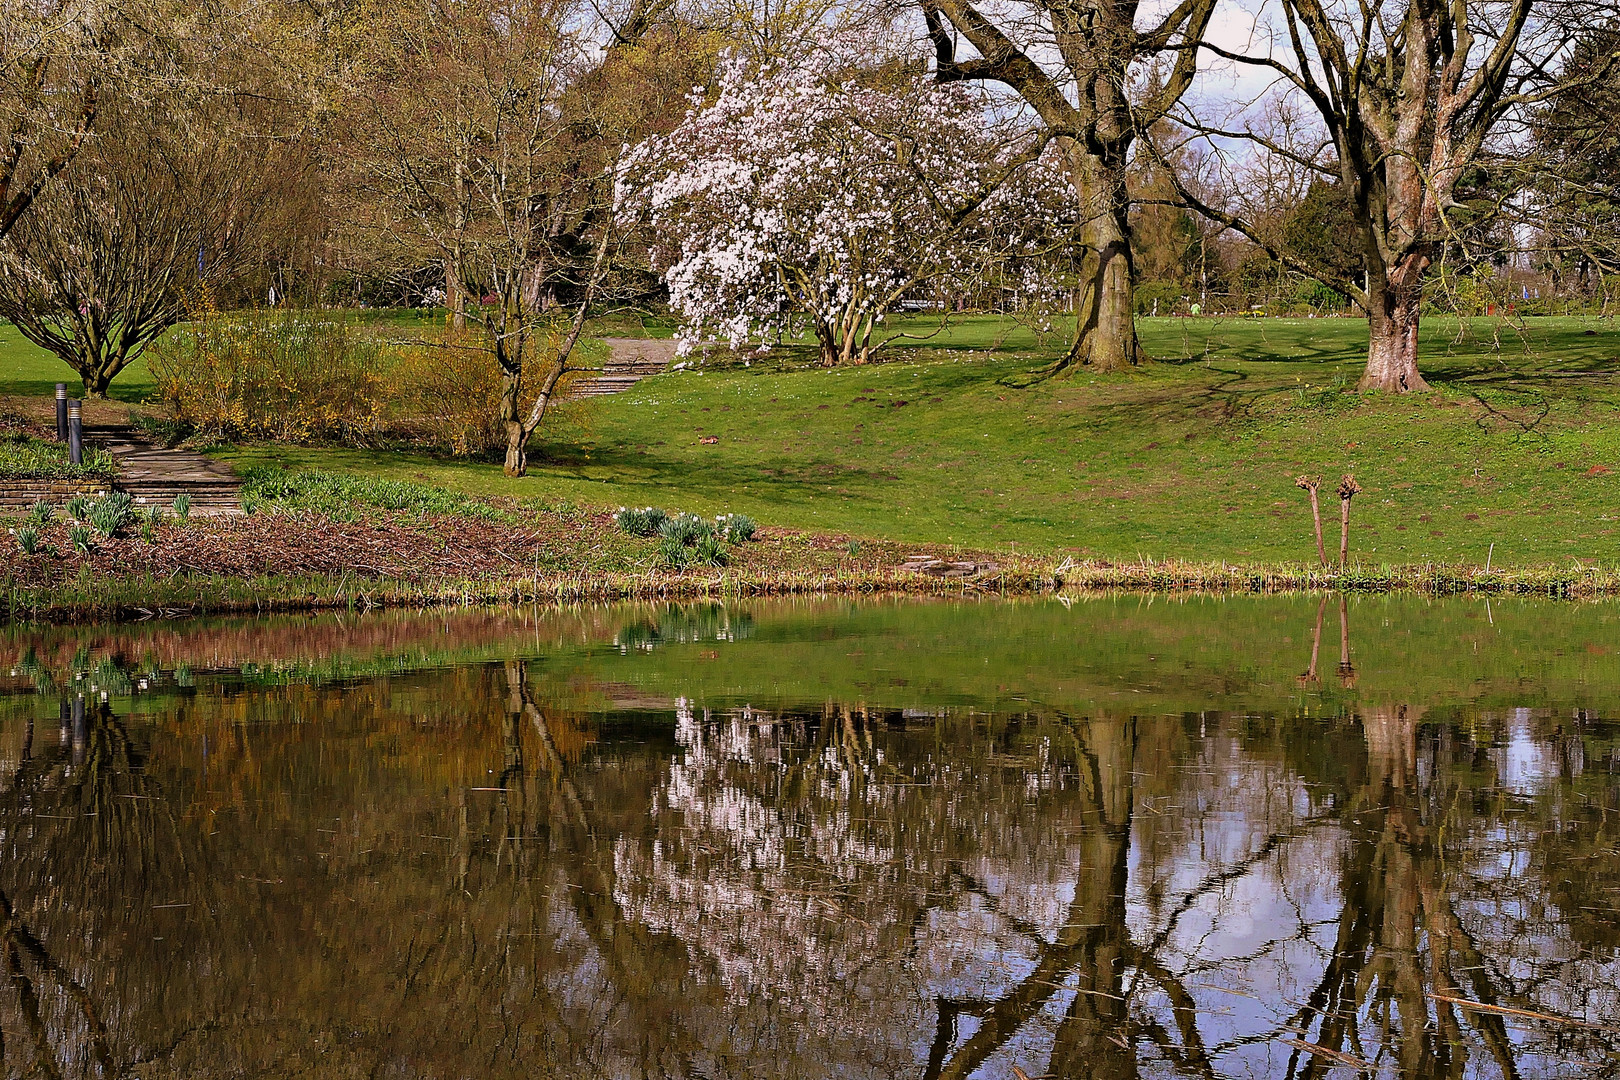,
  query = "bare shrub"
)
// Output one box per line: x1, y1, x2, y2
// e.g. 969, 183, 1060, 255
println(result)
389, 326, 588, 458
147, 306, 391, 443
